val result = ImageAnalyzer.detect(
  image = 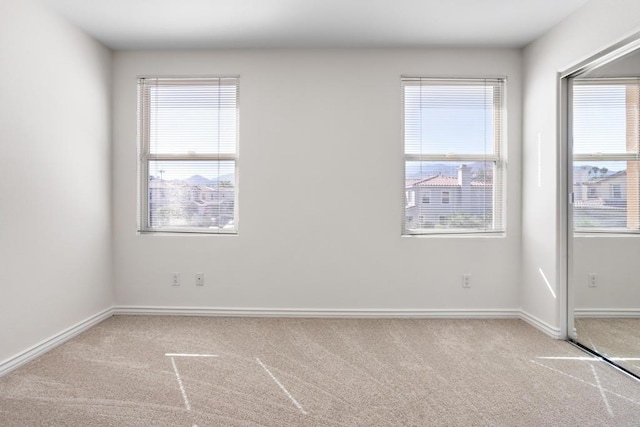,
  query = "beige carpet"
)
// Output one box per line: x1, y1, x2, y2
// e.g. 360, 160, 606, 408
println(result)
575, 318, 640, 377
1, 316, 640, 426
